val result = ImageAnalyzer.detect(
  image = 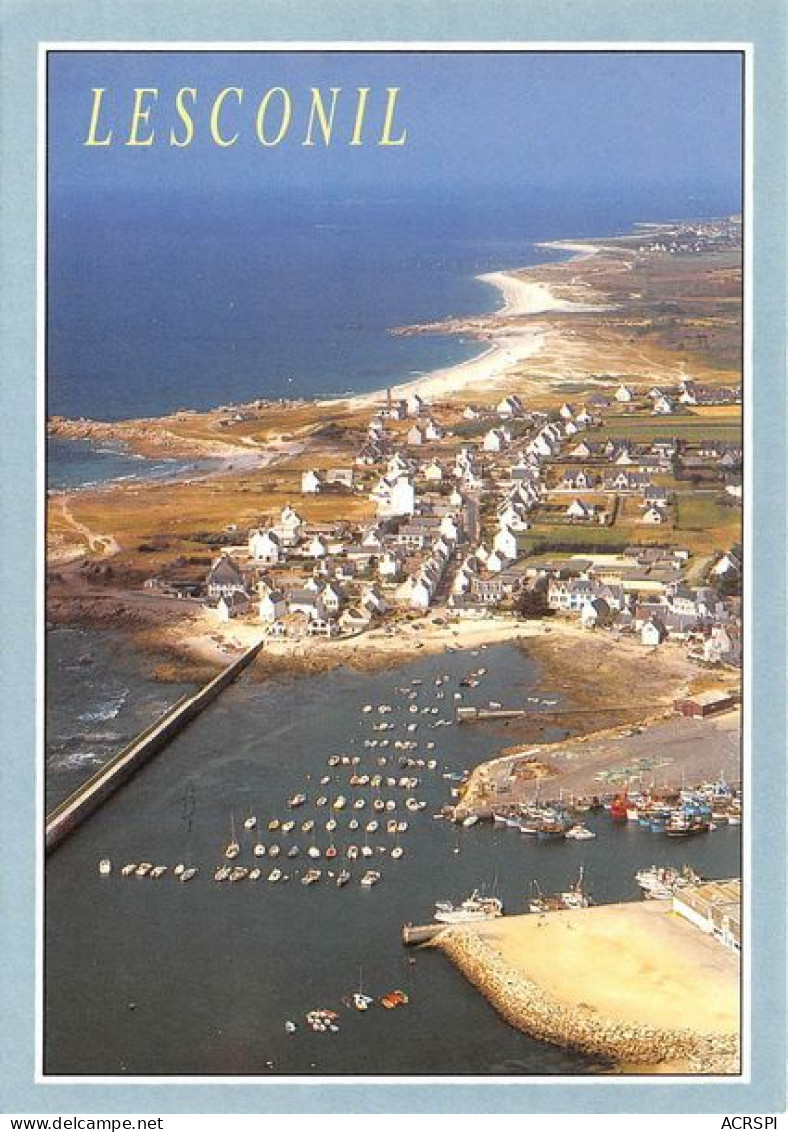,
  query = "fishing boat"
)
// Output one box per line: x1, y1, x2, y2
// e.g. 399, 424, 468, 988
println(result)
281, 820, 296, 834
380, 989, 409, 1009
359, 870, 381, 887
229, 865, 249, 882
253, 841, 266, 857
98, 858, 112, 876
559, 866, 591, 909
434, 890, 503, 923
462, 814, 479, 828
135, 862, 153, 877
269, 844, 281, 858
243, 812, 257, 831
316, 796, 327, 807
179, 867, 198, 883
333, 795, 347, 810
267, 868, 282, 883
214, 865, 232, 882
149, 865, 168, 879
301, 868, 322, 886
267, 818, 280, 832
348, 818, 360, 831
301, 819, 314, 833
288, 793, 306, 808
120, 863, 137, 877
347, 845, 359, 859
336, 869, 351, 887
